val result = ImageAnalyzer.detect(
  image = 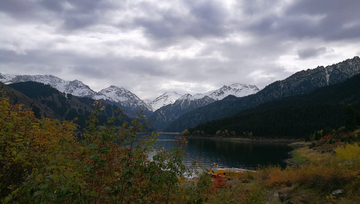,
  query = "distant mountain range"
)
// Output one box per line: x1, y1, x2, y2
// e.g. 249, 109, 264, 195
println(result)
148, 84, 259, 130
165, 56, 360, 132
0, 73, 258, 129
0, 74, 150, 117
2, 56, 359, 133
